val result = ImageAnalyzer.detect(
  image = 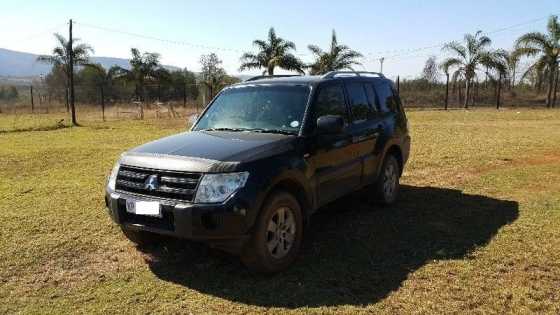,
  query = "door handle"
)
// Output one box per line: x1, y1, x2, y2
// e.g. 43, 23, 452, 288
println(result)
365, 128, 381, 138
